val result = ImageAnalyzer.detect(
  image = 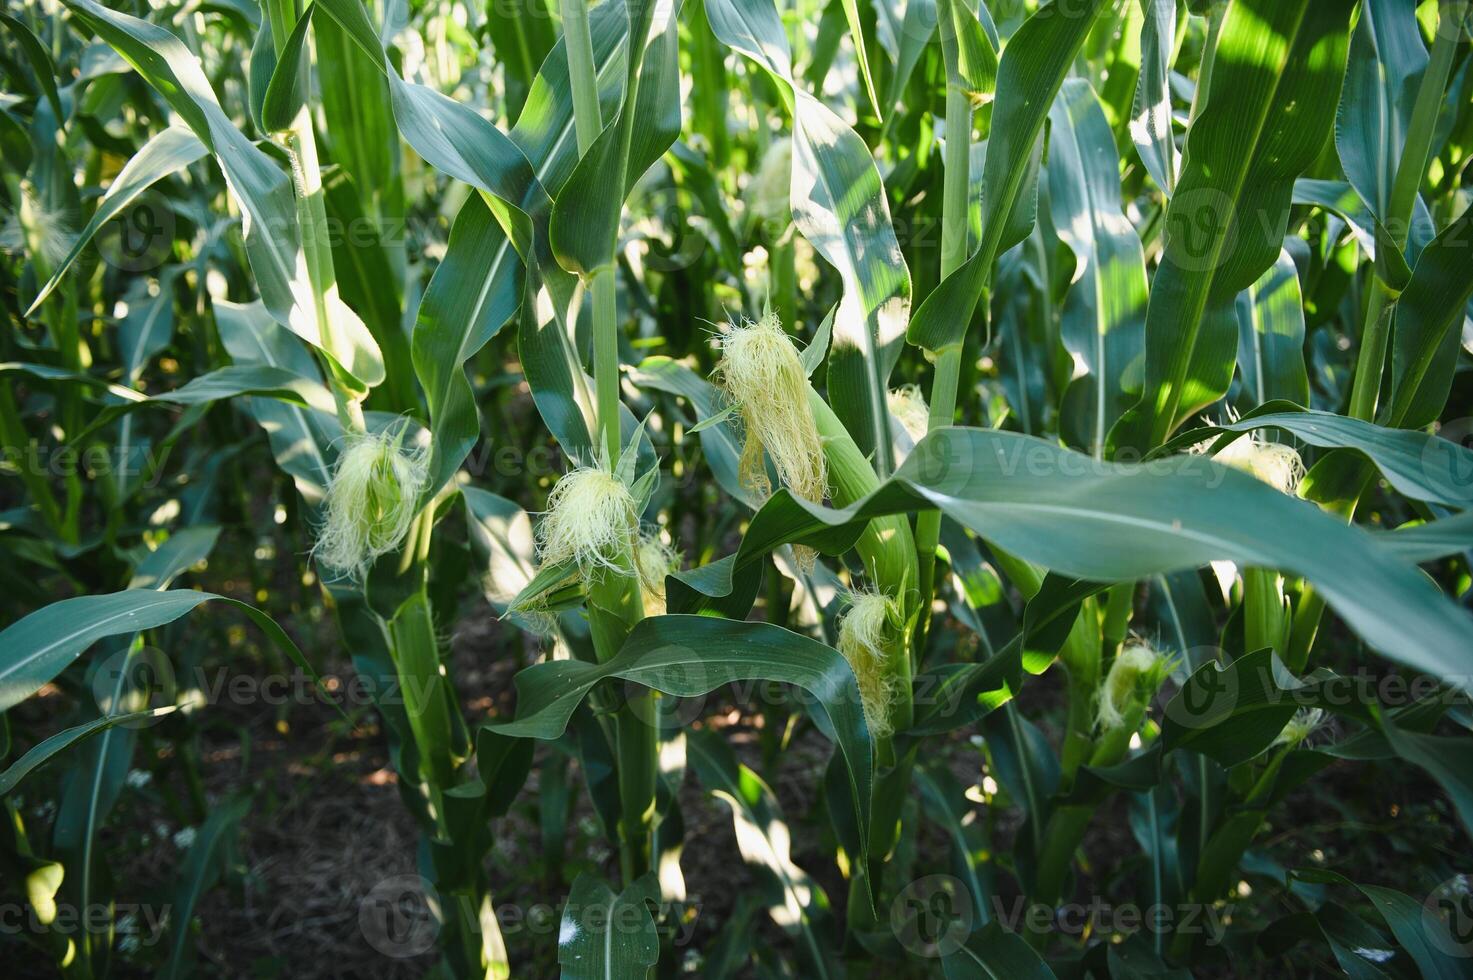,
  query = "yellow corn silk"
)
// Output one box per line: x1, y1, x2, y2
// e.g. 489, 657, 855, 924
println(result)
313, 426, 428, 580
535, 465, 641, 577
